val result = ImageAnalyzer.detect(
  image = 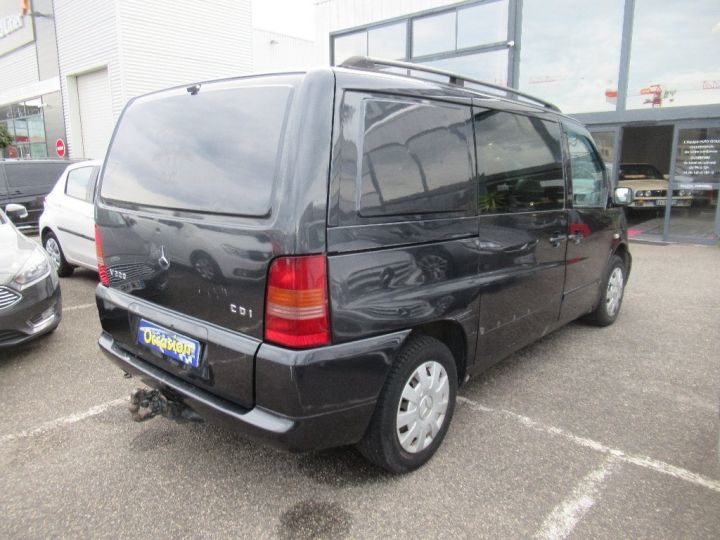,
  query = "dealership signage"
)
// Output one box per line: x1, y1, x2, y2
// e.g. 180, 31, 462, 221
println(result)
0, 0, 34, 57
0, 12, 22, 38
676, 130, 720, 181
